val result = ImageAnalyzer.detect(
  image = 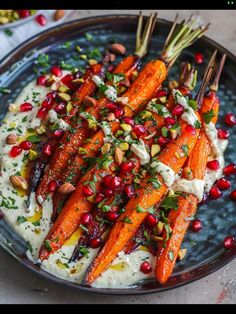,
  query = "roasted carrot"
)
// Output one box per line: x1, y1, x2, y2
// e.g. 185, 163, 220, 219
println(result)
155, 53, 226, 284
83, 115, 201, 285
